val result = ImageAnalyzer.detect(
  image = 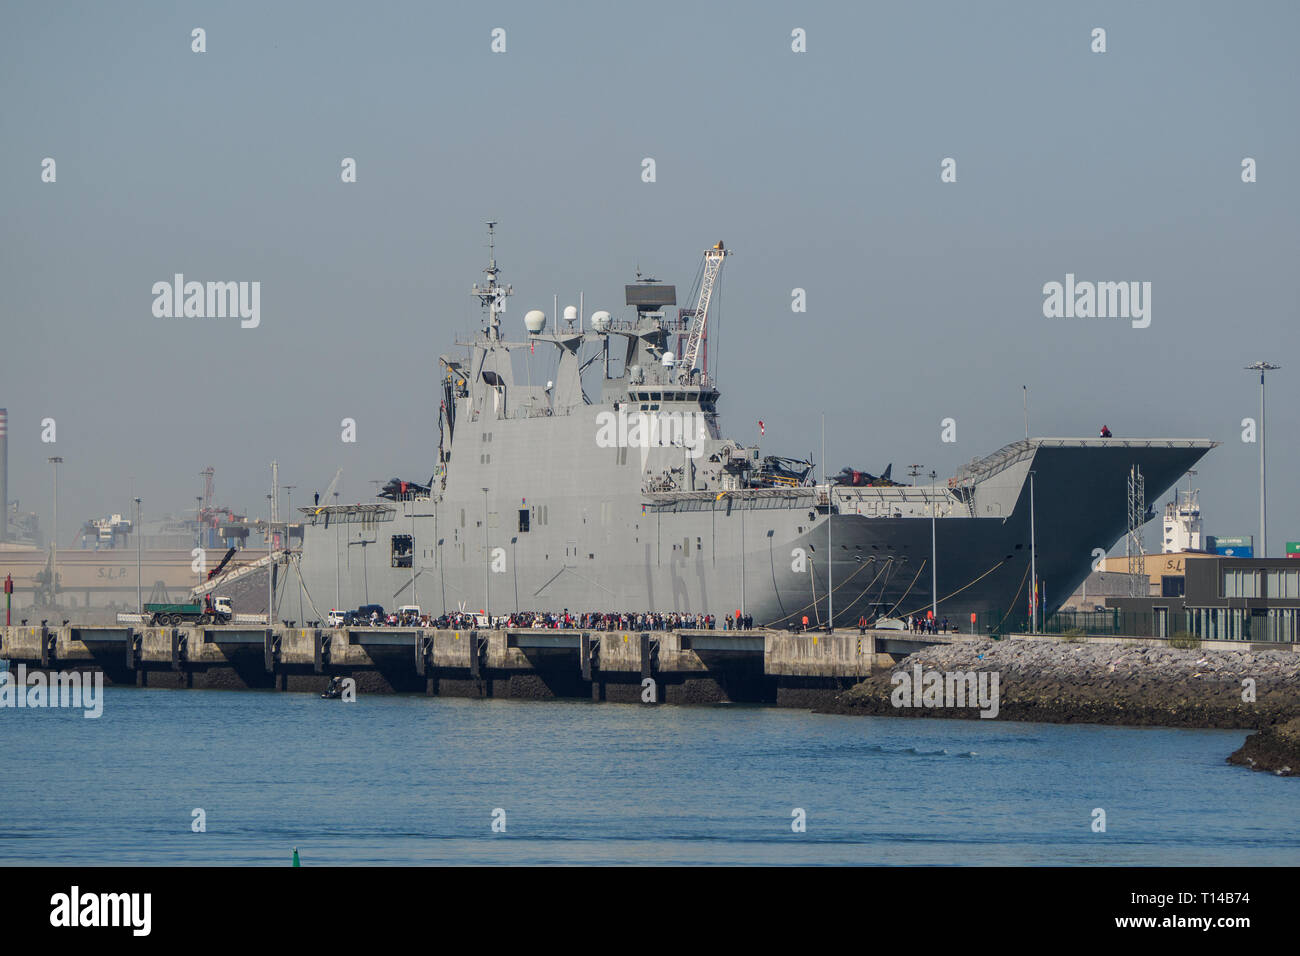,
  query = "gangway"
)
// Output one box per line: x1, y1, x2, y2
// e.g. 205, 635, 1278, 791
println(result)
189, 549, 287, 599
